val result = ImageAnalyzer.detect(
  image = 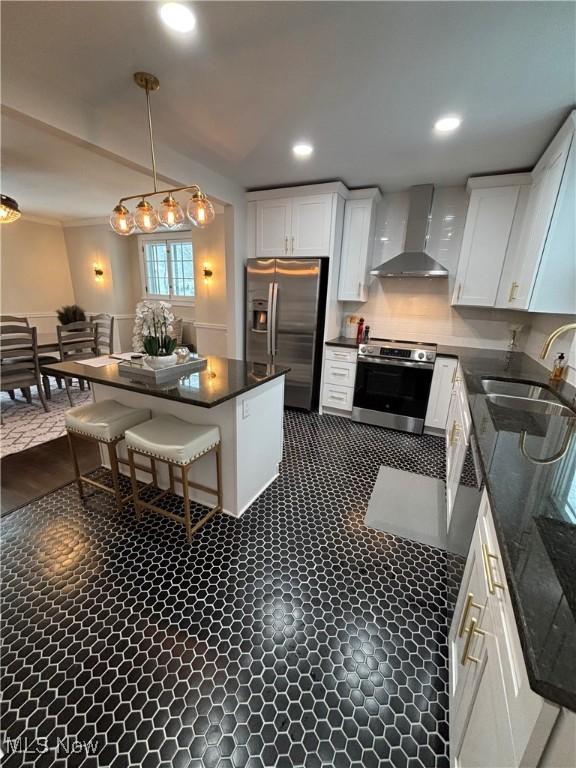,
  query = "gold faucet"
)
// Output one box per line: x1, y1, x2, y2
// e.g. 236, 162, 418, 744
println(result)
540, 323, 576, 359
